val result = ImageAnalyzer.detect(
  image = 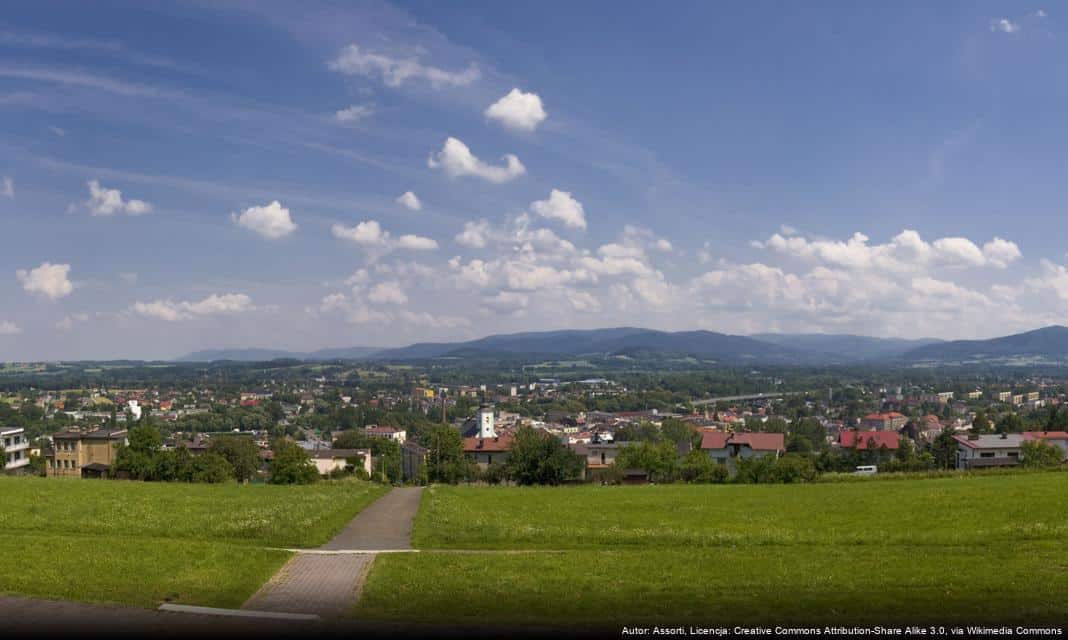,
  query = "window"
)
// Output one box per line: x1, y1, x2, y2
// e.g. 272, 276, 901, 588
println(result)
980, 452, 995, 458
1007, 451, 1019, 459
